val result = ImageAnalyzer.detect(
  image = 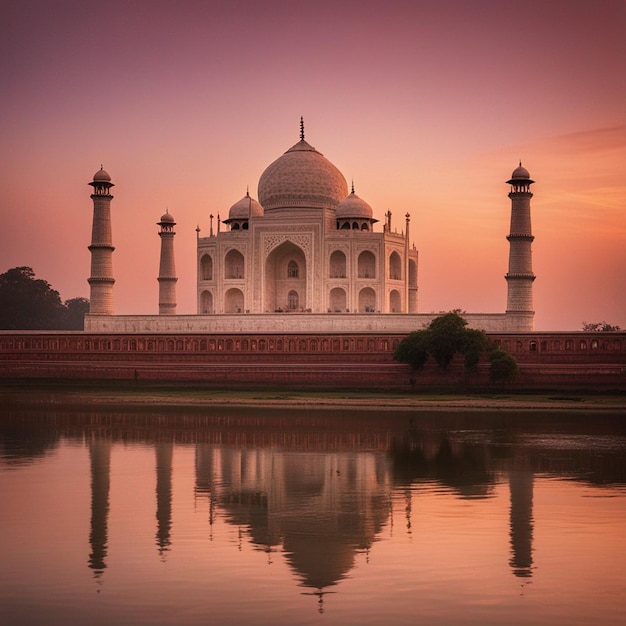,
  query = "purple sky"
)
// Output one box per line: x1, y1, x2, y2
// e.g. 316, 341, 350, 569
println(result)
2, 0, 625, 329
